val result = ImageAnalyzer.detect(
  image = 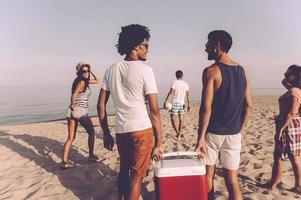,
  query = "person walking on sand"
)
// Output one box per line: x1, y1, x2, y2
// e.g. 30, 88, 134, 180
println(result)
164, 70, 191, 140
195, 30, 252, 200
265, 65, 301, 194
61, 62, 100, 169
97, 24, 163, 200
